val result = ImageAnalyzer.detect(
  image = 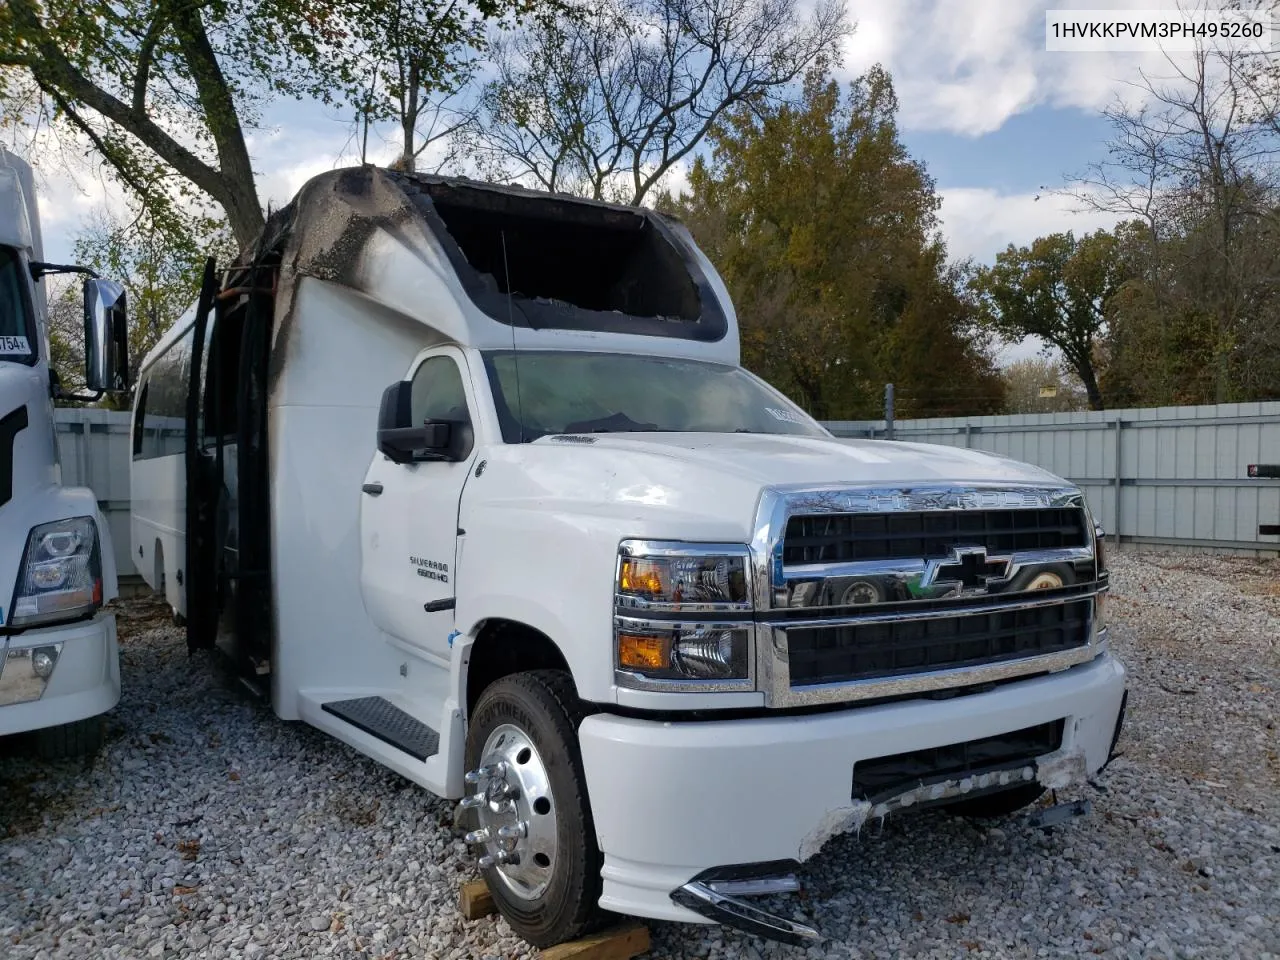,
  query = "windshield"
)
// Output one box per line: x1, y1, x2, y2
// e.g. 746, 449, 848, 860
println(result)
481, 350, 828, 443
0, 245, 34, 362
